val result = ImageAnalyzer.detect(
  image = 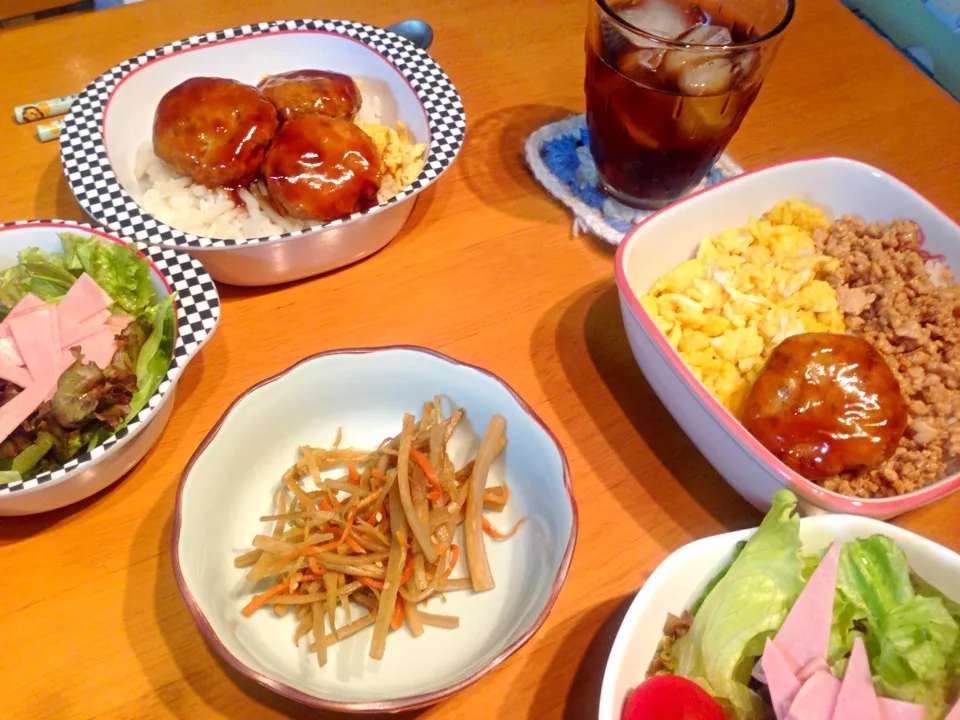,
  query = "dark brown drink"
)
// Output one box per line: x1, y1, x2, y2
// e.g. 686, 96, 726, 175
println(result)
585, 0, 792, 208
